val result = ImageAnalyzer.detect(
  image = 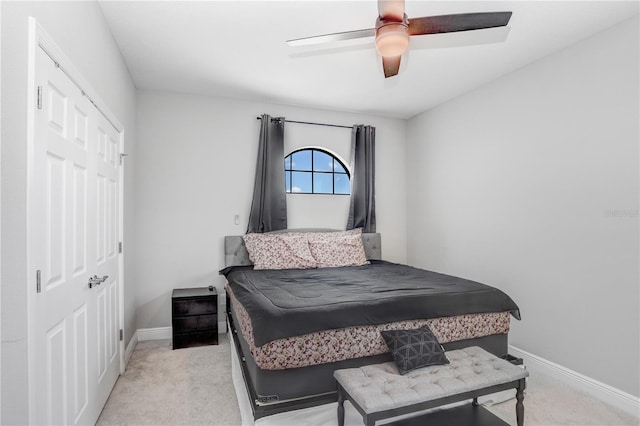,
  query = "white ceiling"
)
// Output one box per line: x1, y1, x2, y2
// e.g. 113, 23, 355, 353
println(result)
99, 1, 639, 119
